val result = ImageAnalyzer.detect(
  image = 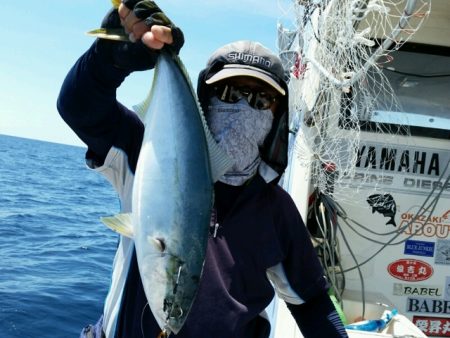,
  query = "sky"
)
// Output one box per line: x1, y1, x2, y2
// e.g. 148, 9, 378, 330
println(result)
0, 0, 295, 147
